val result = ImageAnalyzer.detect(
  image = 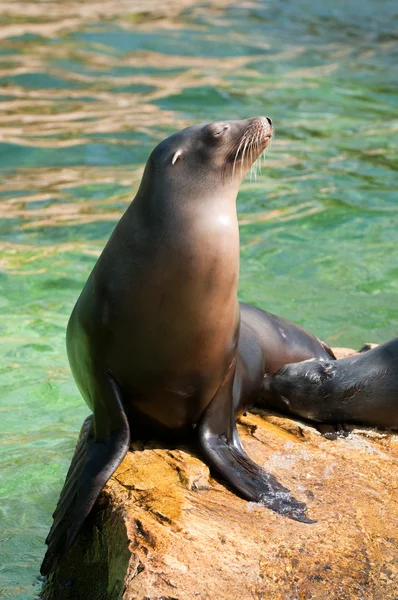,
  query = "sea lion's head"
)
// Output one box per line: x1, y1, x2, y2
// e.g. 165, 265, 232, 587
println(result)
261, 359, 337, 417
139, 116, 273, 200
